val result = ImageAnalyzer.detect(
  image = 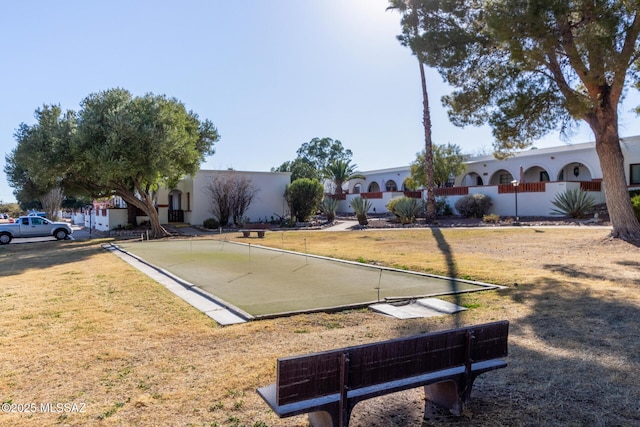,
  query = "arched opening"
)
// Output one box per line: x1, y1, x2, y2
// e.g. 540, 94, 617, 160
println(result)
523, 166, 550, 182
368, 182, 380, 192
557, 163, 593, 181
489, 169, 514, 185
353, 183, 362, 194
385, 180, 398, 192
461, 172, 483, 186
